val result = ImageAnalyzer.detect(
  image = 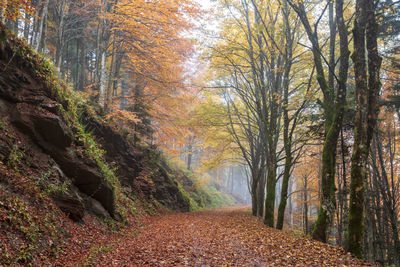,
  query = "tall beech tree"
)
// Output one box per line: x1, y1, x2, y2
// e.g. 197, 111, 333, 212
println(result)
346, 0, 382, 257
288, 0, 350, 242
274, 0, 311, 230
